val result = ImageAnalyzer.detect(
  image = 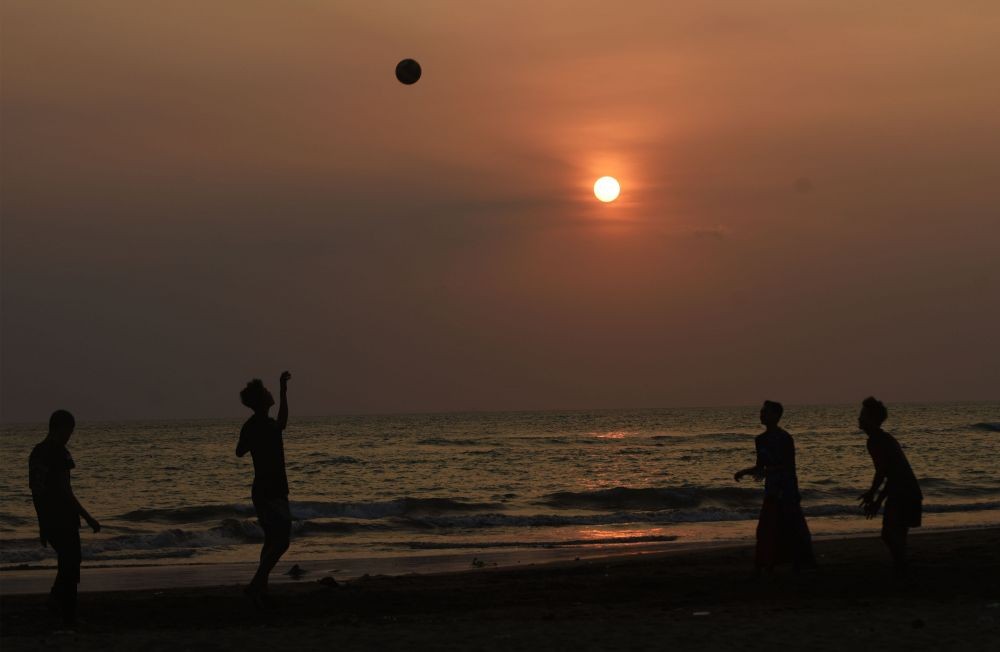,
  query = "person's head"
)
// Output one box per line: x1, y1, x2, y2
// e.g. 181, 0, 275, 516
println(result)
240, 379, 274, 413
858, 396, 888, 433
48, 410, 75, 445
760, 400, 784, 427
